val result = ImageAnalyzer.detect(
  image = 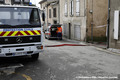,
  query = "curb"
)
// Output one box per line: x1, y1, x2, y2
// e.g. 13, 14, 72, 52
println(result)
107, 48, 120, 54
63, 38, 106, 49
